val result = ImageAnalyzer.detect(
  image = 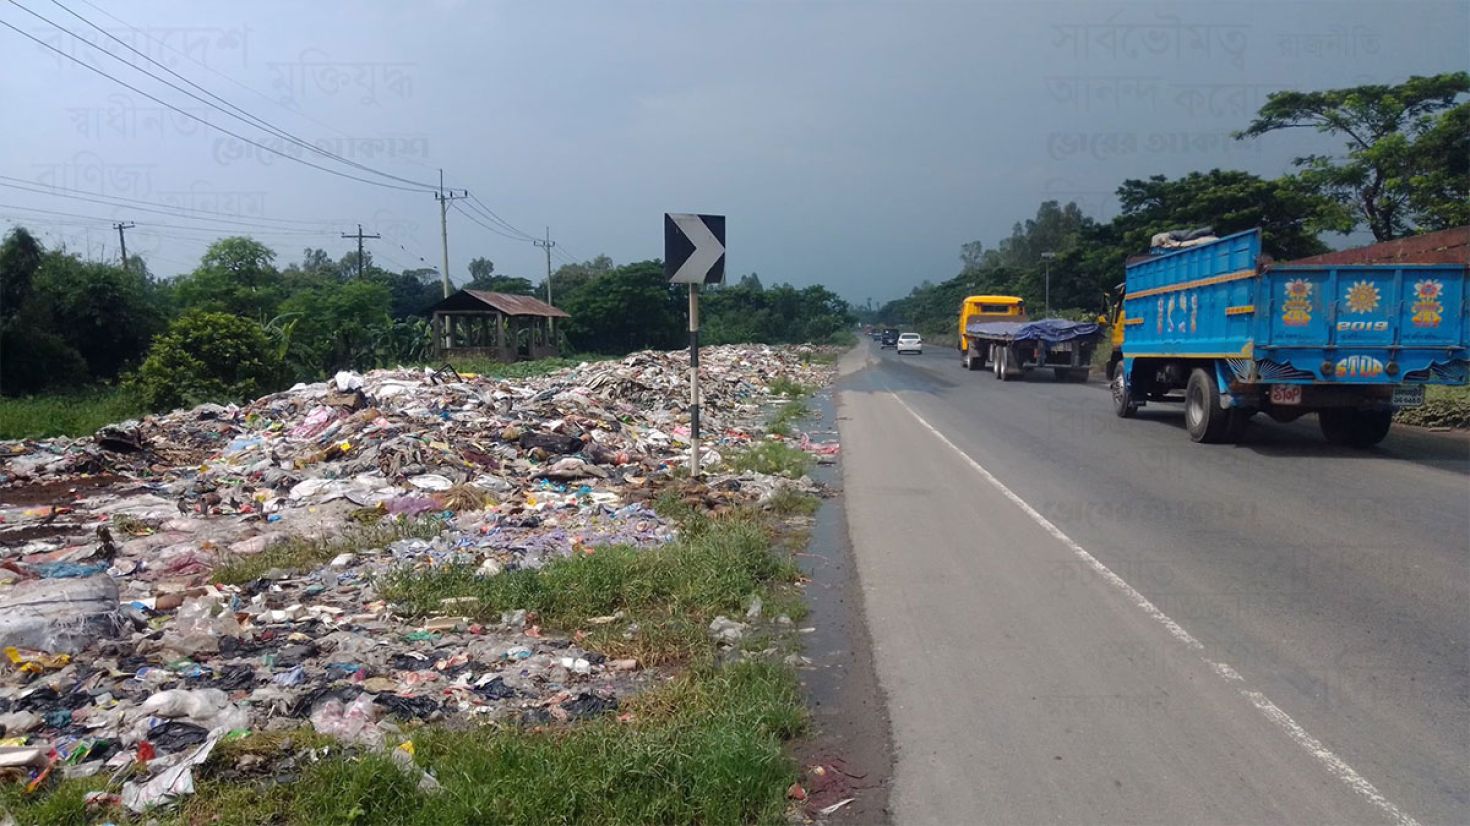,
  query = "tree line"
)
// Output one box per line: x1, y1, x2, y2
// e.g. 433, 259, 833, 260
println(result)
870, 73, 1469, 339
0, 228, 854, 411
